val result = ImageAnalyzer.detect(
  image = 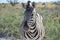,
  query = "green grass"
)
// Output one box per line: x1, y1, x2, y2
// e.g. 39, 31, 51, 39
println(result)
0, 4, 60, 40
37, 9, 60, 40
0, 6, 24, 38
